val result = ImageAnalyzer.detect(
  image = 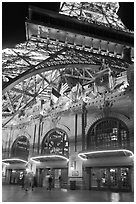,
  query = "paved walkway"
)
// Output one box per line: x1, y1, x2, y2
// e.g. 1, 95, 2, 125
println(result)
2, 184, 134, 202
